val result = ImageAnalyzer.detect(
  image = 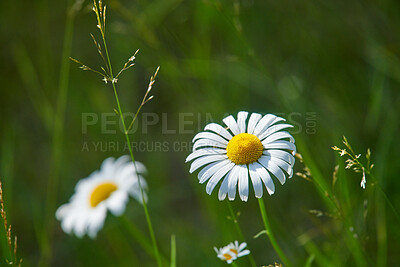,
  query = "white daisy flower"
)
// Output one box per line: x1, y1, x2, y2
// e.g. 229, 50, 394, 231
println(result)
214, 241, 250, 264
56, 155, 148, 238
186, 112, 296, 201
